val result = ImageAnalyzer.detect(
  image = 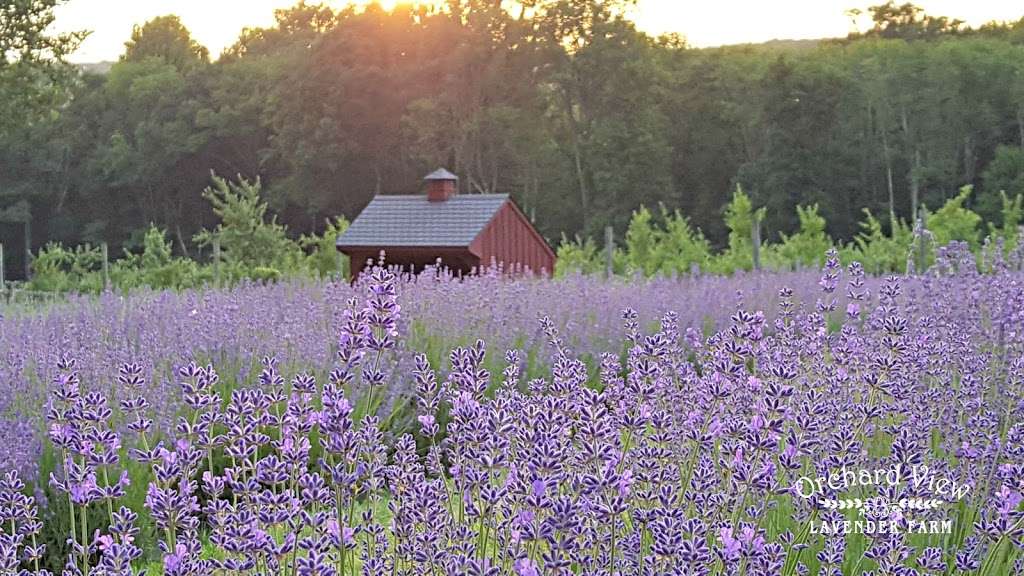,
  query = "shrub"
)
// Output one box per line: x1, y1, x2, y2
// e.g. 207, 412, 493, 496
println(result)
554, 234, 606, 277
113, 225, 200, 290
623, 206, 659, 276
27, 243, 104, 293
988, 190, 1023, 253
300, 216, 351, 279
766, 204, 832, 270
249, 266, 282, 282
924, 185, 982, 249
840, 210, 912, 275
193, 172, 305, 275
656, 207, 712, 274
622, 205, 710, 276
709, 185, 765, 274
